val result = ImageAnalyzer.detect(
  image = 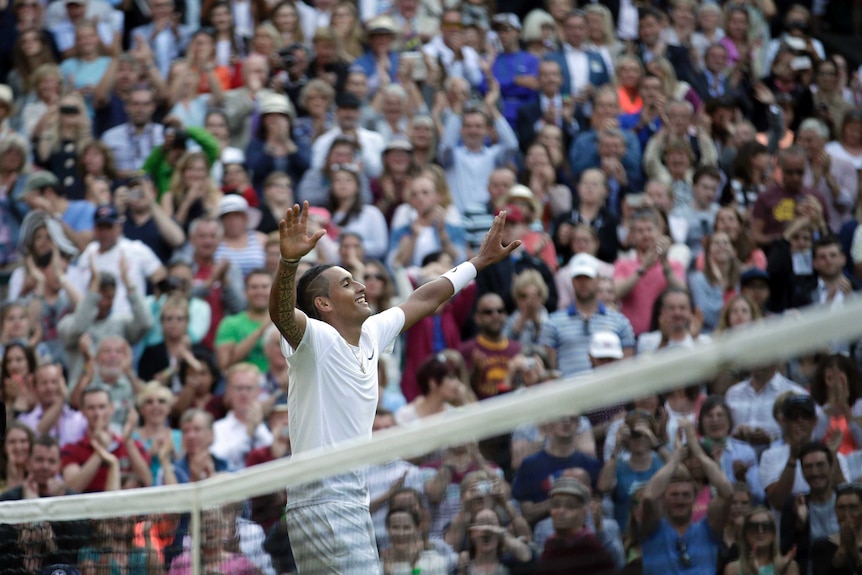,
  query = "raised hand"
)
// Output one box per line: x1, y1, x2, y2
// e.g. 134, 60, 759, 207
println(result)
776, 546, 796, 574
278, 201, 327, 262
471, 211, 521, 270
